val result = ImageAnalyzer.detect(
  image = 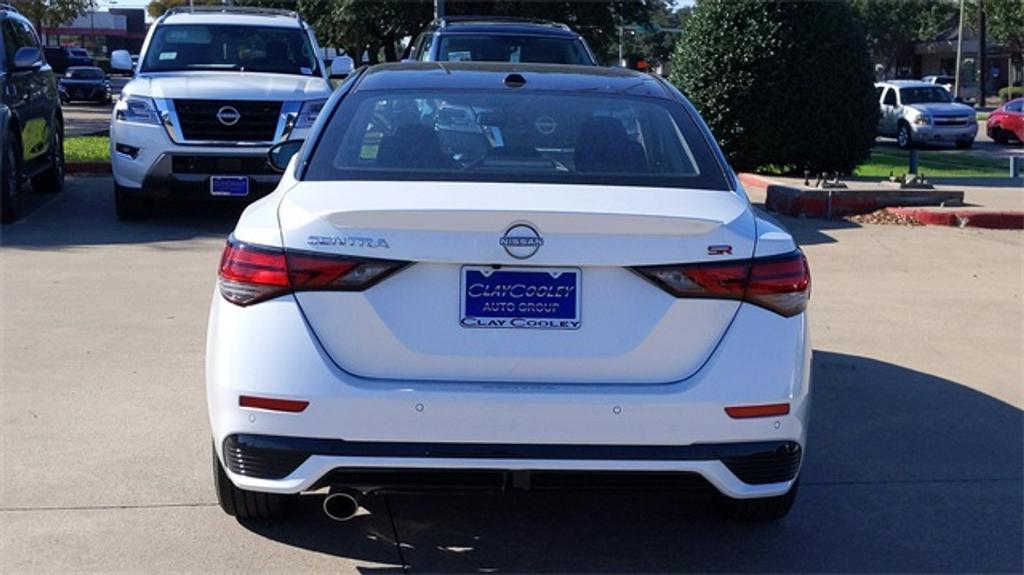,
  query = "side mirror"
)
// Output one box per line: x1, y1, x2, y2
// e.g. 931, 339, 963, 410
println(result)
330, 55, 354, 79
268, 139, 303, 173
111, 50, 134, 72
12, 47, 42, 71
